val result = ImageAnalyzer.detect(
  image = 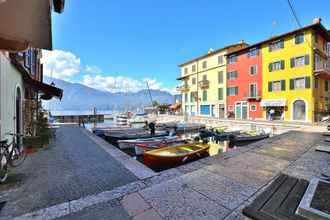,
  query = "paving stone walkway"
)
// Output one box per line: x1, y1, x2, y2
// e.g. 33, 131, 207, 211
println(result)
6, 128, 330, 220
0, 125, 137, 219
